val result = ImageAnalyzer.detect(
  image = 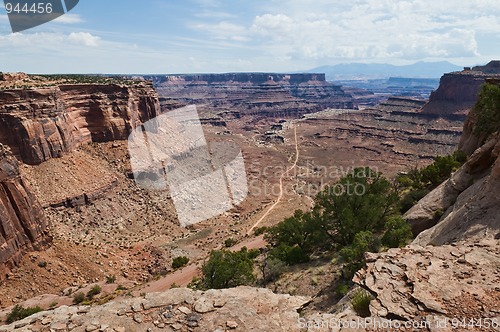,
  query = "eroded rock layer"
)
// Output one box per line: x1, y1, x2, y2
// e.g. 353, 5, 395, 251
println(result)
0, 83, 160, 165
148, 73, 354, 116
422, 60, 500, 117
0, 145, 50, 282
